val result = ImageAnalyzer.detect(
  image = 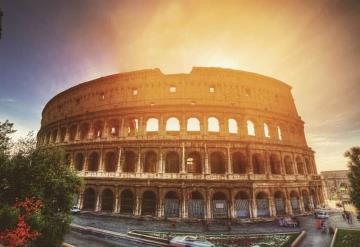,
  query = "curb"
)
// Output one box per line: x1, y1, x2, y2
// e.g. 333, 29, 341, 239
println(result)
291, 230, 306, 247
